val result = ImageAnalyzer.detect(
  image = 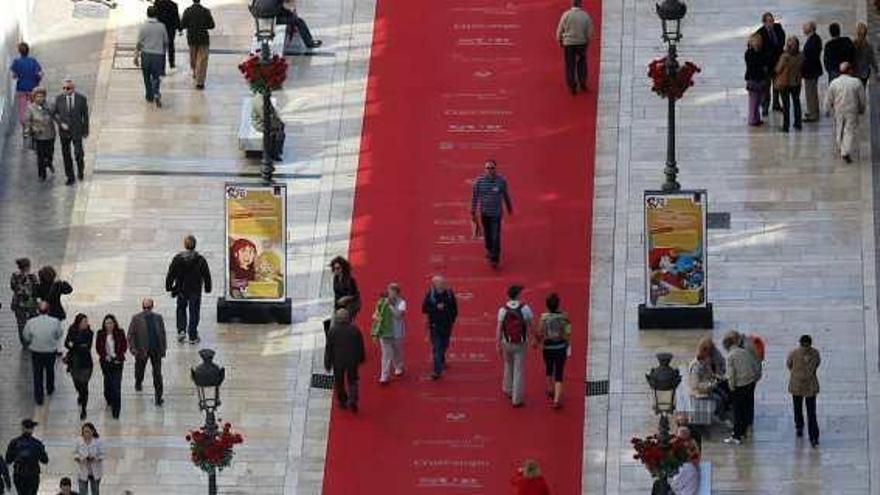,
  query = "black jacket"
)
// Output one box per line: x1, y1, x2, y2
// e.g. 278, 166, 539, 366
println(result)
154, 0, 181, 31
36, 280, 72, 321
64, 328, 94, 371
332, 275, 360, 314
324, 322, 365, 371
4, 434, 48, 477
745, 48, 768, 81
180, 3, 215, 46
802, 33, 823, 79
166, 250, 212, 296
757, 23, 786, 71
421, 287, 458, 332
824, 36, 856, 75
